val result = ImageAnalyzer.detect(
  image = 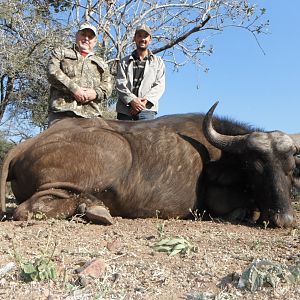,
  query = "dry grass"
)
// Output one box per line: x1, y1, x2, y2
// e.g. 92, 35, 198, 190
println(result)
0, 202, 300, 299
